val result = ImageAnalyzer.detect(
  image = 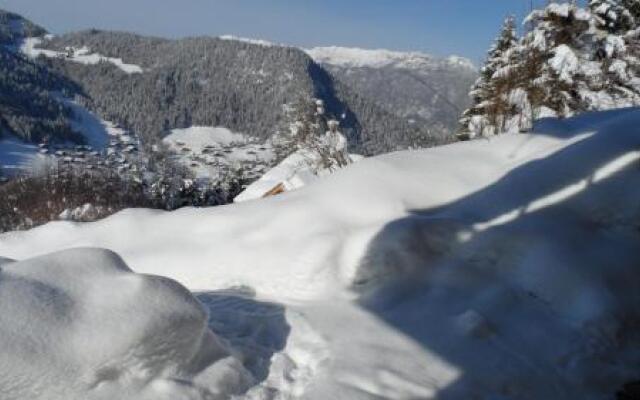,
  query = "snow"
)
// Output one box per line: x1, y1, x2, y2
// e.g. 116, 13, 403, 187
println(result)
234, 148, 361, 203
0, 248, 252, 400
548, 3, 572, 18
550, 44, 580, 84
234, 151, 317, 202
2, 109, 640, 398
306, 46, 476, 70
165, 126, 246, 149
60, 95, 127, 149
604, 34, 626, 58
59, 203, 105, 222
235, 129, 356, 202
162, 126, 273, 180
20, 37, 143, 74
219, 35, 275, 47
0, 95, 133, 175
